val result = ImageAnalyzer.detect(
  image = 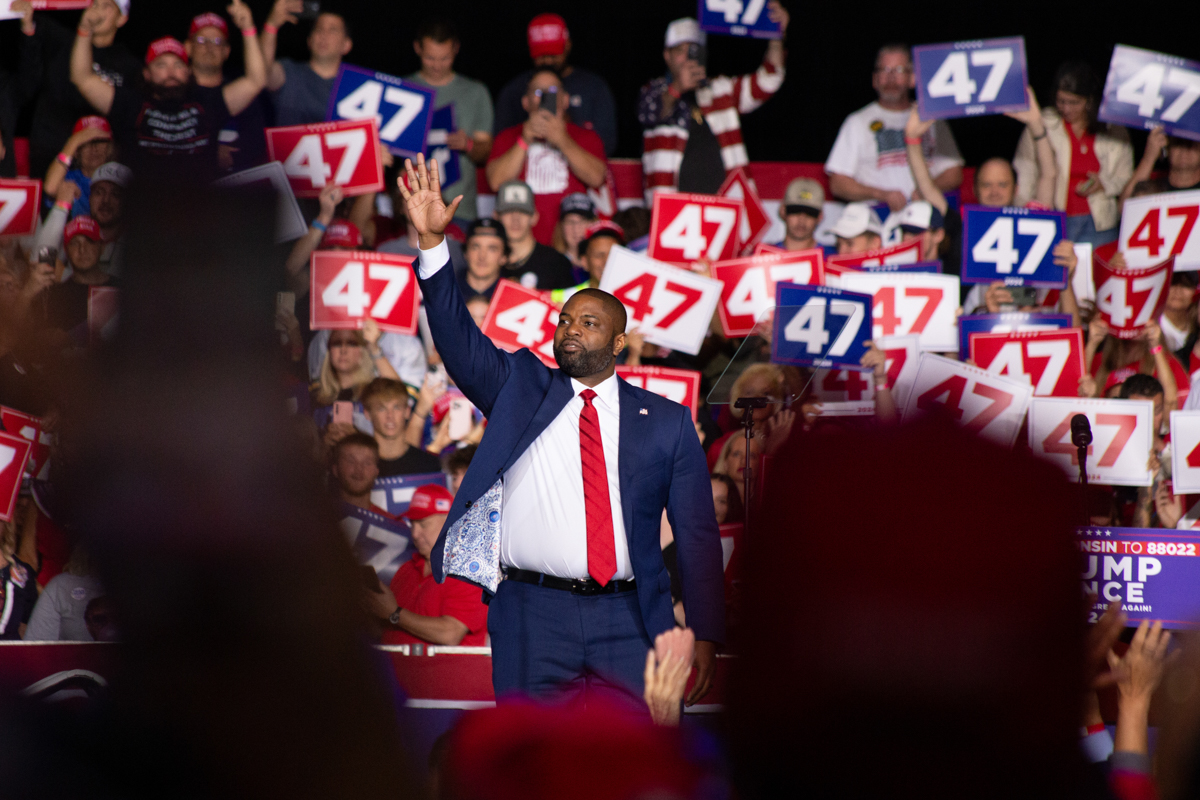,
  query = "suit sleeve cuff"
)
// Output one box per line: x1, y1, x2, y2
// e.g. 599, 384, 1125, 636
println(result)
417, 238, 450, 280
